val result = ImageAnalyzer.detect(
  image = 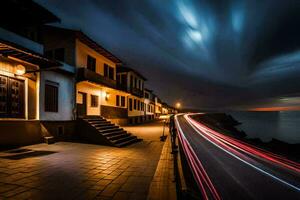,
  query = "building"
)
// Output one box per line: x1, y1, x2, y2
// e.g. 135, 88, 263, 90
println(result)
154, 95, 162, 118
116, 65, 147, 124
42, 26, 130, 125
162, 102, 169, 115
144, 89, 155, 121
0, 0, 76, 146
